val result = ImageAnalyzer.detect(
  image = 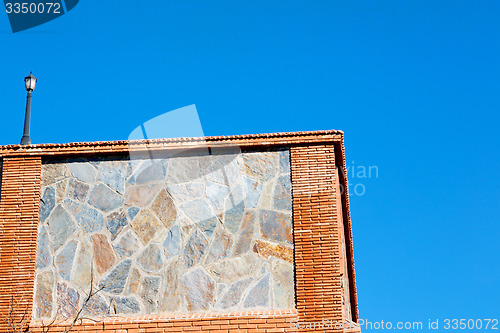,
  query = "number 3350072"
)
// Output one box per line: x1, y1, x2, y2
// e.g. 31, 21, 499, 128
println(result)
5, 3, 61, 14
